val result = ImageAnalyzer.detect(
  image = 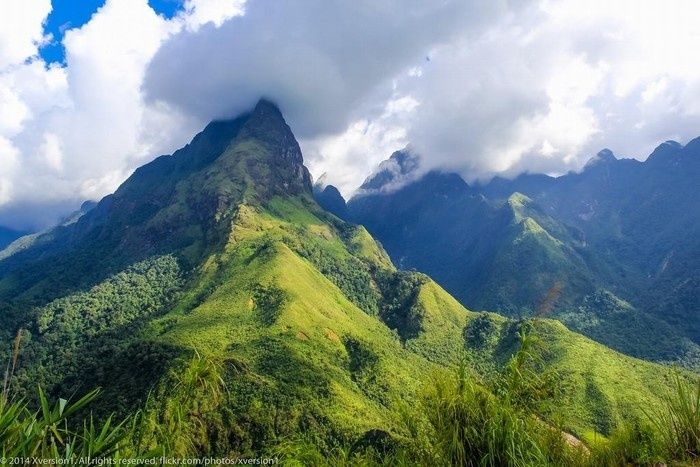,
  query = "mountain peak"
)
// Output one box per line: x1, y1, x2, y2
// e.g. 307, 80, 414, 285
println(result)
313, 183, 348, 219
647, 140, 683, 164
583, 148, 617, 169
123, 98, 312, 204
597, 148, 616, 161
231, 99, 313, 197
313, 172, 329, 191
252, 97, 284, 119
683, 136, 700, 155
357, 148, 421, 195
